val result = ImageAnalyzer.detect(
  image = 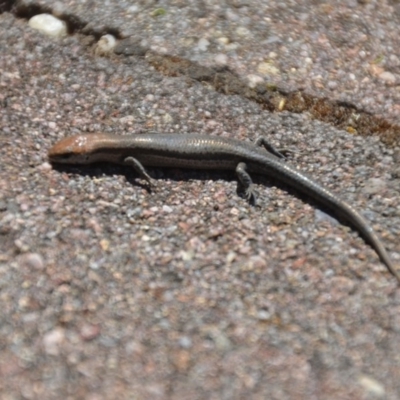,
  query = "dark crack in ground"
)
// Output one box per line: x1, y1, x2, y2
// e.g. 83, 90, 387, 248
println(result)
146, 52, 400, 147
